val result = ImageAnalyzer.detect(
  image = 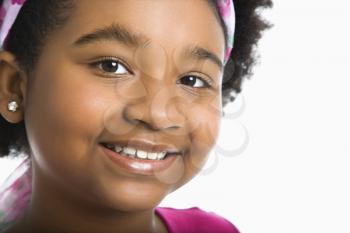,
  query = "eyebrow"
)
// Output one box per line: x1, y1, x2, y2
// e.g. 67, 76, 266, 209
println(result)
72, 23, 223, 69
72, 23, 148, 48
184, 45, 224, 70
